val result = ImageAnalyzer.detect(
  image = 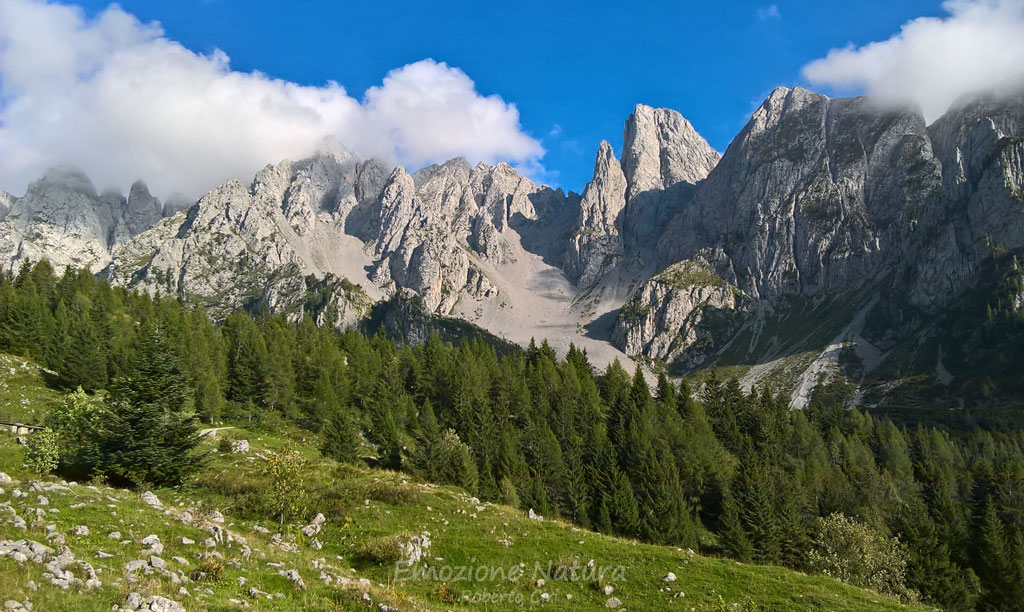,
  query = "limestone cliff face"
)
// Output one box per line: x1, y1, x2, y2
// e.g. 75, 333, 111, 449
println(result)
565, 105, 720, 289
909, 96, 1024, 309
0, 191, 12, 221
657, 87, 942, 301
107, 151, 386, 321
369, 158, 563, 312
0, 168, 158, 273
103, 149, 565, 322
